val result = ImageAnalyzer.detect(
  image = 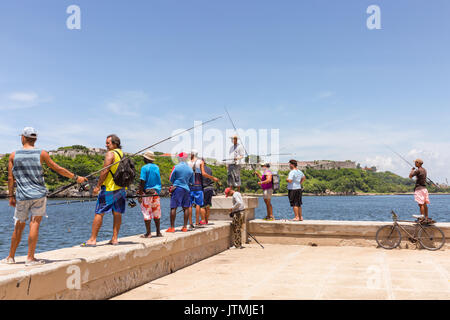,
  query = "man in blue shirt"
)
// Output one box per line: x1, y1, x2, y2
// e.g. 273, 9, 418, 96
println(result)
138, 151, 162, 238
286, 160, 306, 221
166, 152, 194, 233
